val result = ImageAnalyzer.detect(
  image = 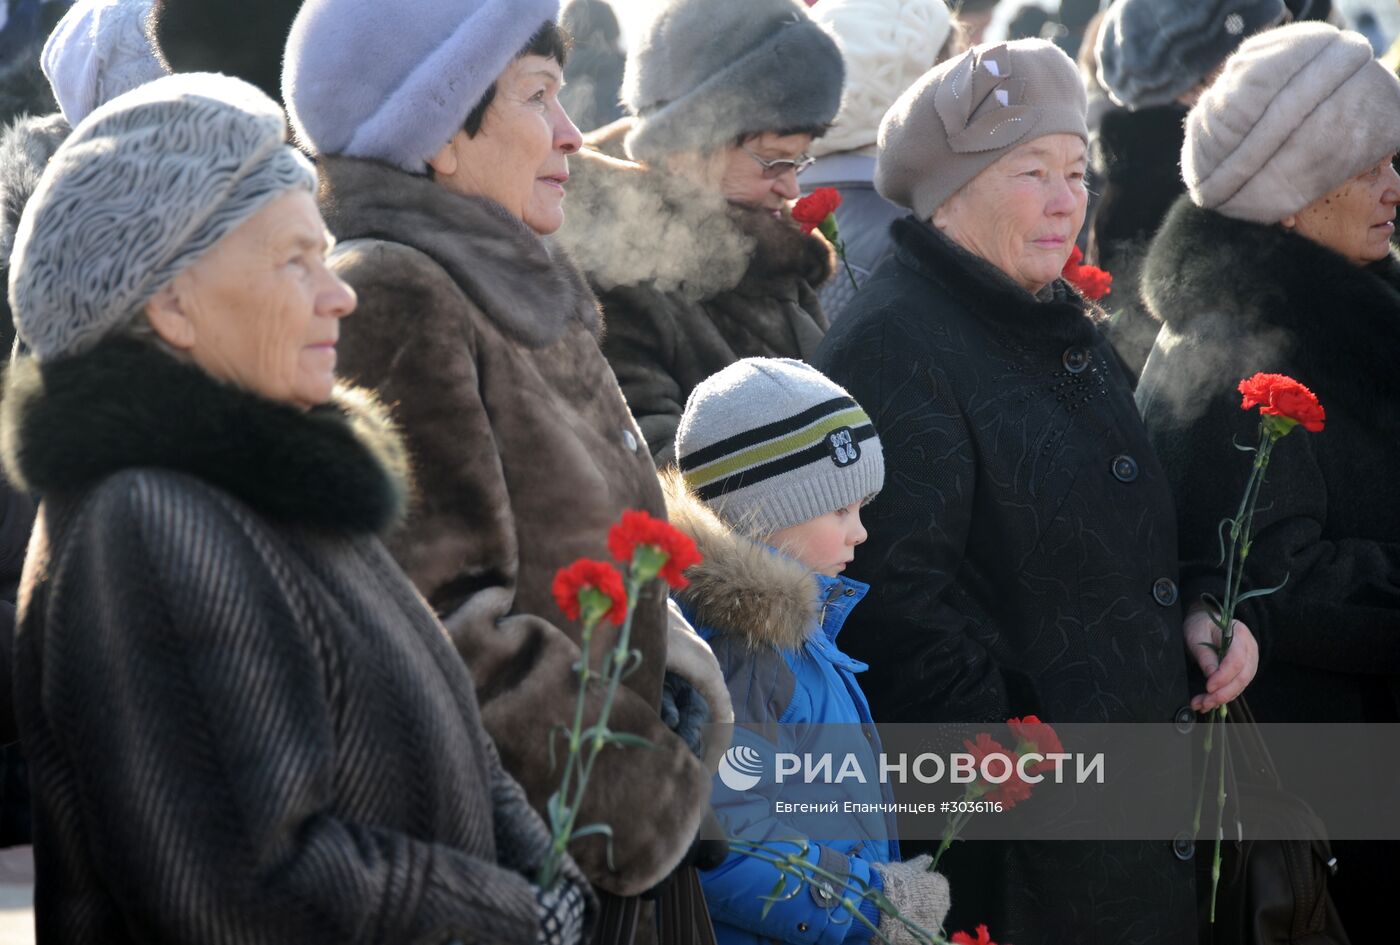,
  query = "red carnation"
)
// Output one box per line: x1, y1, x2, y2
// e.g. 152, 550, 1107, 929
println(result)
1061, 245, 1113, 301
1238, 373, 1325, 433
964, 733, 1033, 808
552, 559, 628, 626
1008, 715, 1063, 775
607, 510, 702, 589
951, 925, 1003, 945
792, 187, 843, 235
